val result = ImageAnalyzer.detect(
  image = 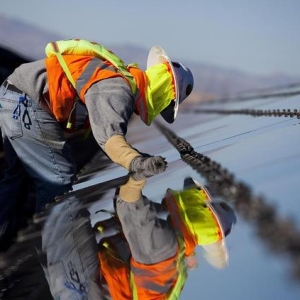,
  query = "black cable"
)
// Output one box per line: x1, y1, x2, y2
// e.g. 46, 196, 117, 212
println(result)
185, 108, 300, 118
